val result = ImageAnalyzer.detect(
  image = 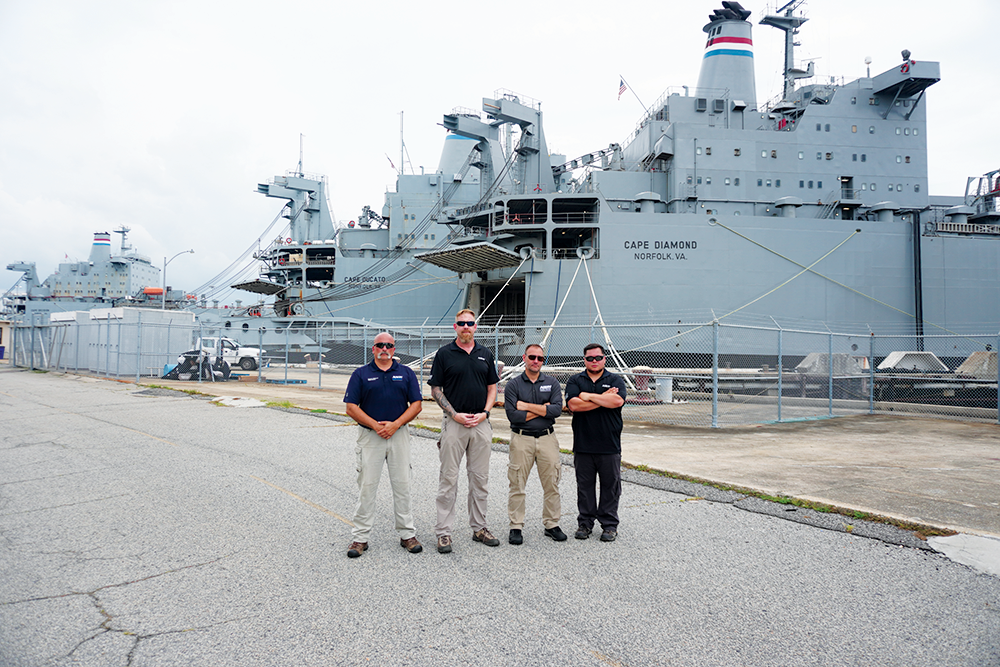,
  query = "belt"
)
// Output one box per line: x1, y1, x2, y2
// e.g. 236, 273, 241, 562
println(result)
511, 426, 554, 438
